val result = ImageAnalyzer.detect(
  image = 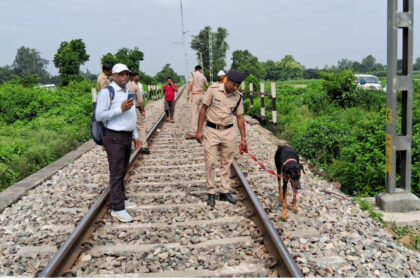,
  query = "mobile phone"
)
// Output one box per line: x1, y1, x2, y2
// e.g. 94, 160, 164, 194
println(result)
127, 93, 135, 100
